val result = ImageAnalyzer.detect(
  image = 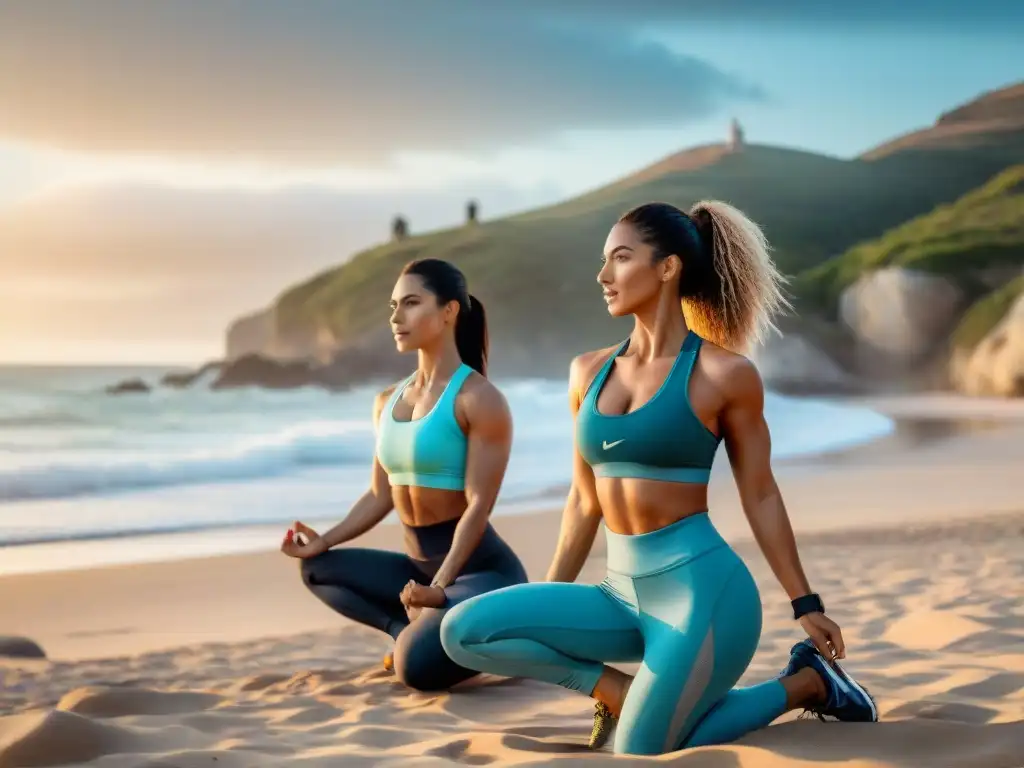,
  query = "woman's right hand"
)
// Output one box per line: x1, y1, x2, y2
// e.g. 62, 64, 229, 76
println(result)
799, 611, 846, 660
280, 520, 327, 559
